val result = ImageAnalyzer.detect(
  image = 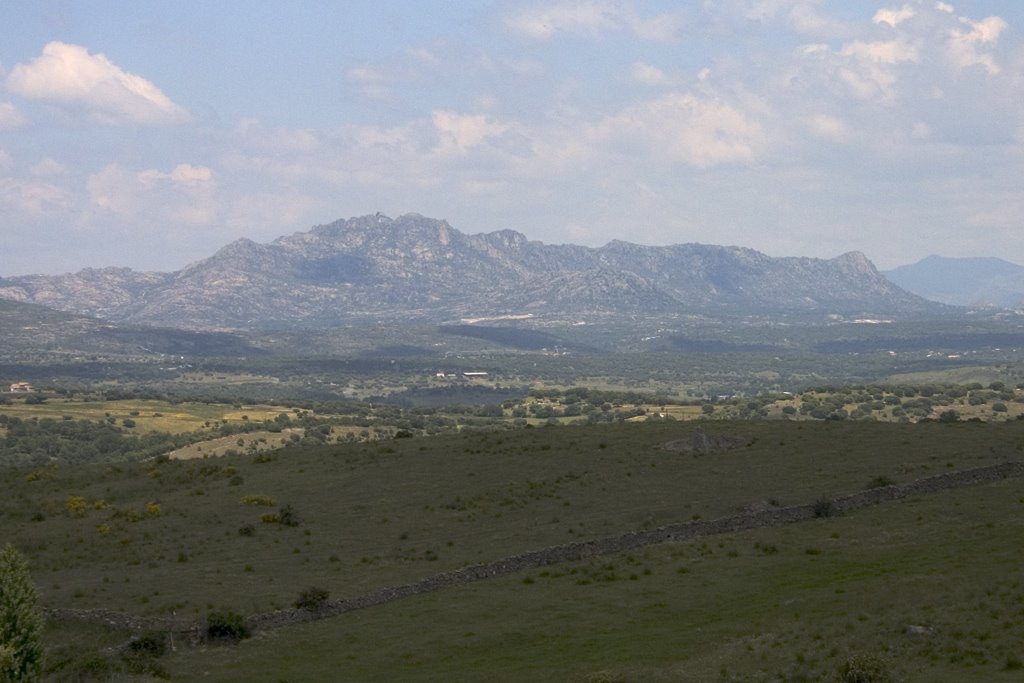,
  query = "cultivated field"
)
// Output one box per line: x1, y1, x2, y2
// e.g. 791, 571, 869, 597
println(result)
0, 398, 284, 434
